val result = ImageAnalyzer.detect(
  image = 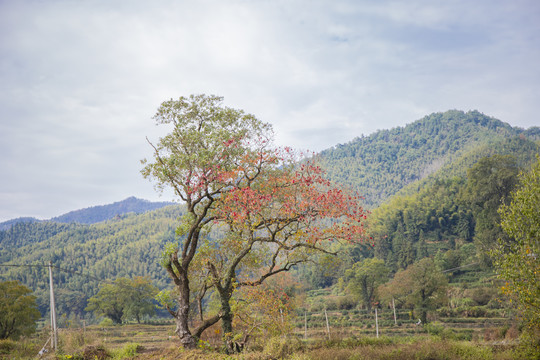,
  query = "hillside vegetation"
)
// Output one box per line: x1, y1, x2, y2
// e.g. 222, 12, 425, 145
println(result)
319, 110, 539, 207
0, 205, 183, 319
